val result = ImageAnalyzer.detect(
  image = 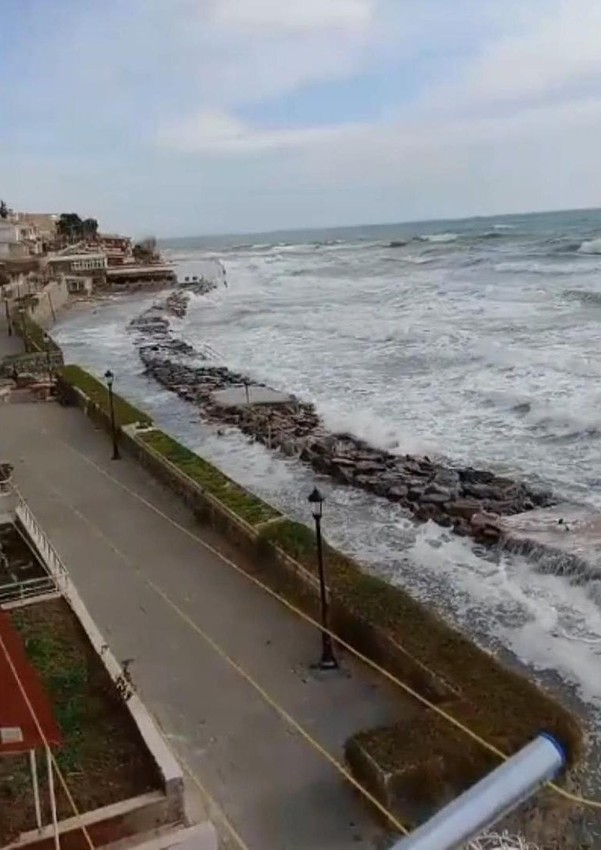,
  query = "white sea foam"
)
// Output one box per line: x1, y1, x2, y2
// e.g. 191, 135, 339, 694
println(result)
494, 259, 599, 275
418, 231, 459, 243
317, 402, 441, 456
578, 236, 601, 254
404, 523, 601, 706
